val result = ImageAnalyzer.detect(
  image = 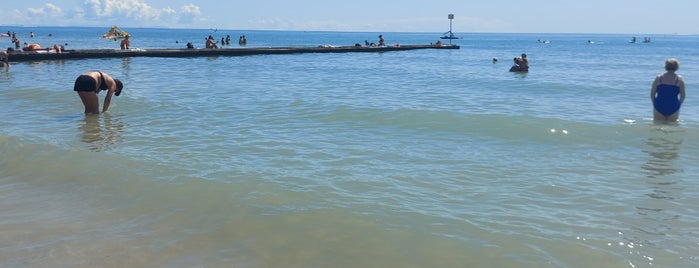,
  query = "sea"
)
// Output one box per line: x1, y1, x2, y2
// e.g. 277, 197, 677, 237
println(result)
1, 26, 698, 268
